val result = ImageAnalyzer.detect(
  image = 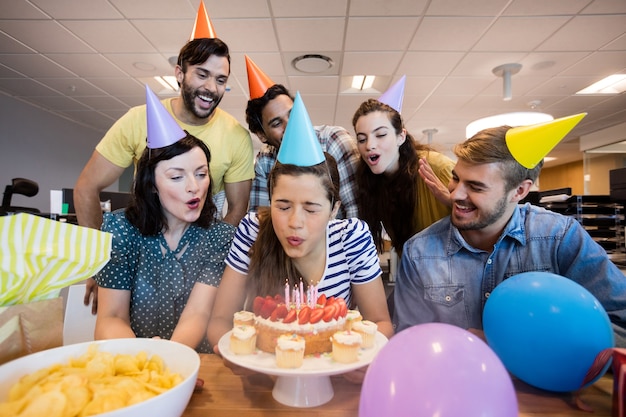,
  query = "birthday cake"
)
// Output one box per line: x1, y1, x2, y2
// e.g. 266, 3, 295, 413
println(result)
250, 291, 348, 355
